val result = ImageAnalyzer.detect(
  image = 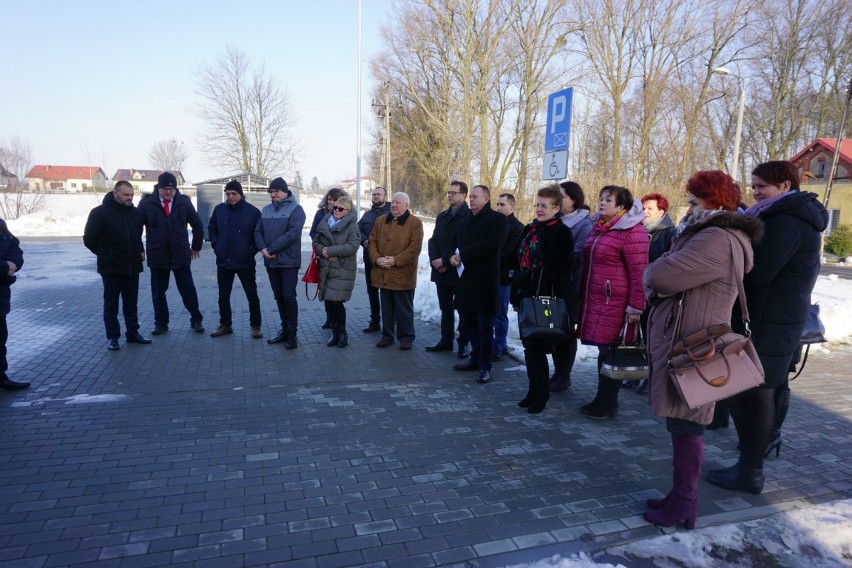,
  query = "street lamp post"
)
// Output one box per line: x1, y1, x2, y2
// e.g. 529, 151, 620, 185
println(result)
713, 66, 746, 182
